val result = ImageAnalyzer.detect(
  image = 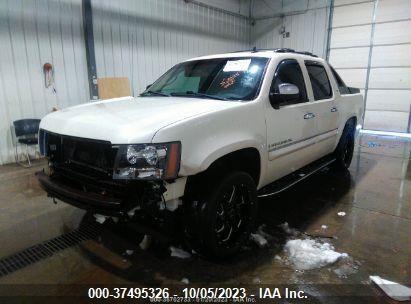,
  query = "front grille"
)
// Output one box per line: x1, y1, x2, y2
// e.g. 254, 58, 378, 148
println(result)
42, 130, 117, 179
62, 136, 117, 171
40, 130, 159, 205
40, 130, 117, 172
